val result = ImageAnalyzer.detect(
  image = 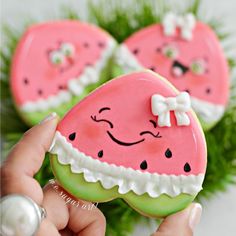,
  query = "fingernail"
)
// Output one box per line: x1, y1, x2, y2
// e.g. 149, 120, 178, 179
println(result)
189, 203, 202, 232
40, 112, 57, 124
